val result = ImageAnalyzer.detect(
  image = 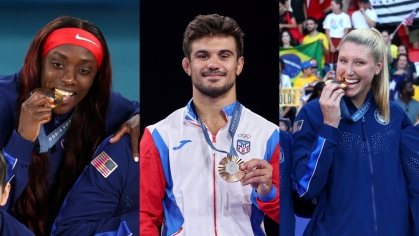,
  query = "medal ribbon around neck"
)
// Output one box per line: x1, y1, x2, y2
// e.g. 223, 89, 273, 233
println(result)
340, 92, 373, 122
190, 101, 242, 156
37, 116, 72, 153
